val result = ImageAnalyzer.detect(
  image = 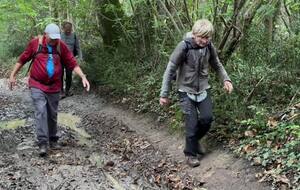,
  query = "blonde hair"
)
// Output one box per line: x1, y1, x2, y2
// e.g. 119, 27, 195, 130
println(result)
192, 19, 214, 37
